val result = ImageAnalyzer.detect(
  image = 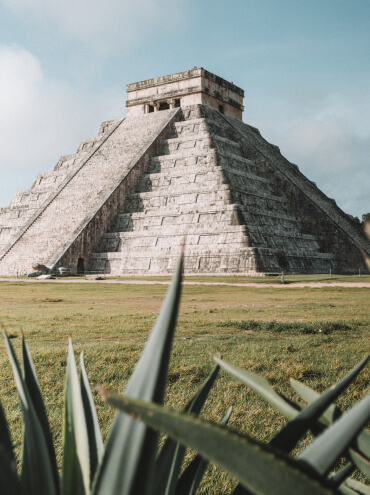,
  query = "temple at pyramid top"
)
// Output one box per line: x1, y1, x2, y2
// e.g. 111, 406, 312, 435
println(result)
126, 67, 245, 120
